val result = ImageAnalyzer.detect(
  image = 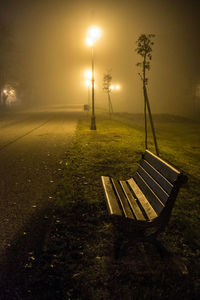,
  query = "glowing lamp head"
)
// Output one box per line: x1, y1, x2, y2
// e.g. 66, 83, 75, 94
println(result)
86, 26, 101, 46
109, 85, 114, 91
115, 85, 120, 90
88, 27, 101, 40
